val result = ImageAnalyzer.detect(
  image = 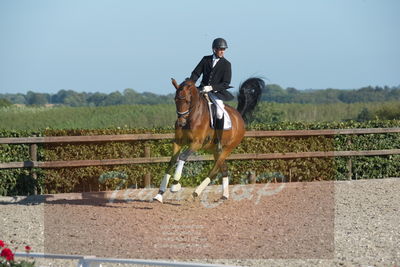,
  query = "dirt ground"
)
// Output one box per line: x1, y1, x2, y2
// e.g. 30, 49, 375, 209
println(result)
43, 182, 334, 260
1, 178, 399, 267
